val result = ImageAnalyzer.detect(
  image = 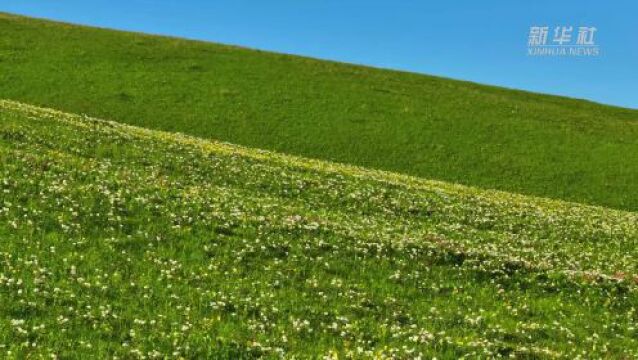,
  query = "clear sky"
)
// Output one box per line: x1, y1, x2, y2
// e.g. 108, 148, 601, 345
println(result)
2, 0, 636, 109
